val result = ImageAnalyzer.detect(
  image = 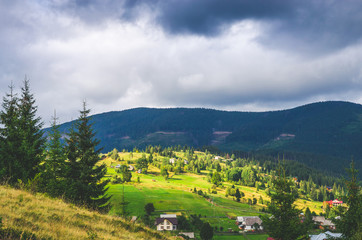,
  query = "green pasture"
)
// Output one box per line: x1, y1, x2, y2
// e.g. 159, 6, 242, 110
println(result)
107, 180, 264, 233
213, 234, 269, 240
247, 235, 269, 240
138, 171, 212, 190
213, 235, 246, 240
108, 183, 260, 217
